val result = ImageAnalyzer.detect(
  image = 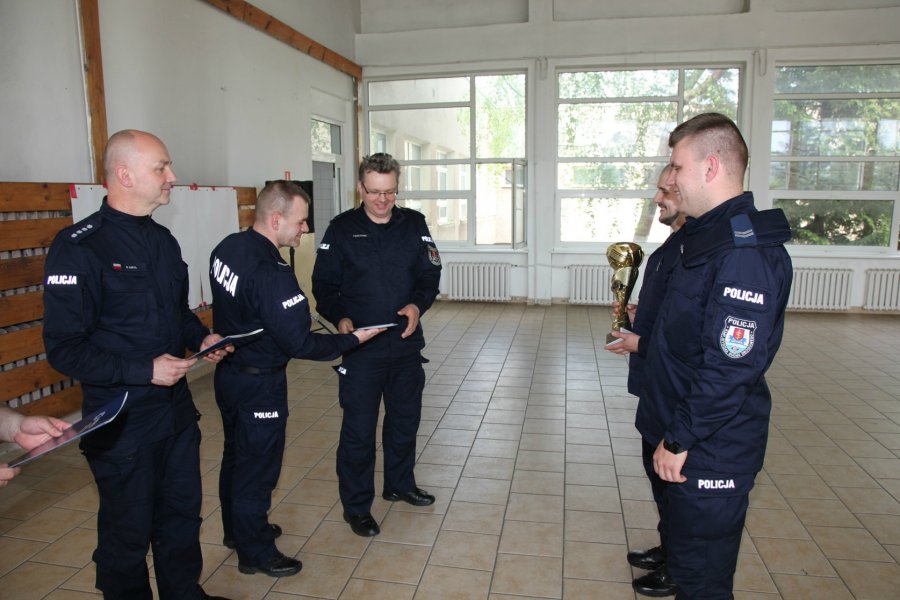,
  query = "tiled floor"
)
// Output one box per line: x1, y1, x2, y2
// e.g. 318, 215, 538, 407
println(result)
2, 304, 900, 599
